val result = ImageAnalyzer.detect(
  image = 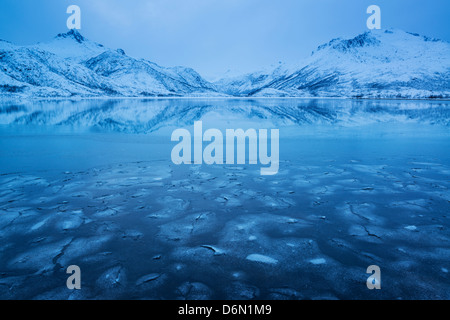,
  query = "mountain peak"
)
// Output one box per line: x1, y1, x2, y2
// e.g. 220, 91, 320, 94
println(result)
315, 31, 381, 55
313, 29, 447, 56
55, 29, 85, 43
